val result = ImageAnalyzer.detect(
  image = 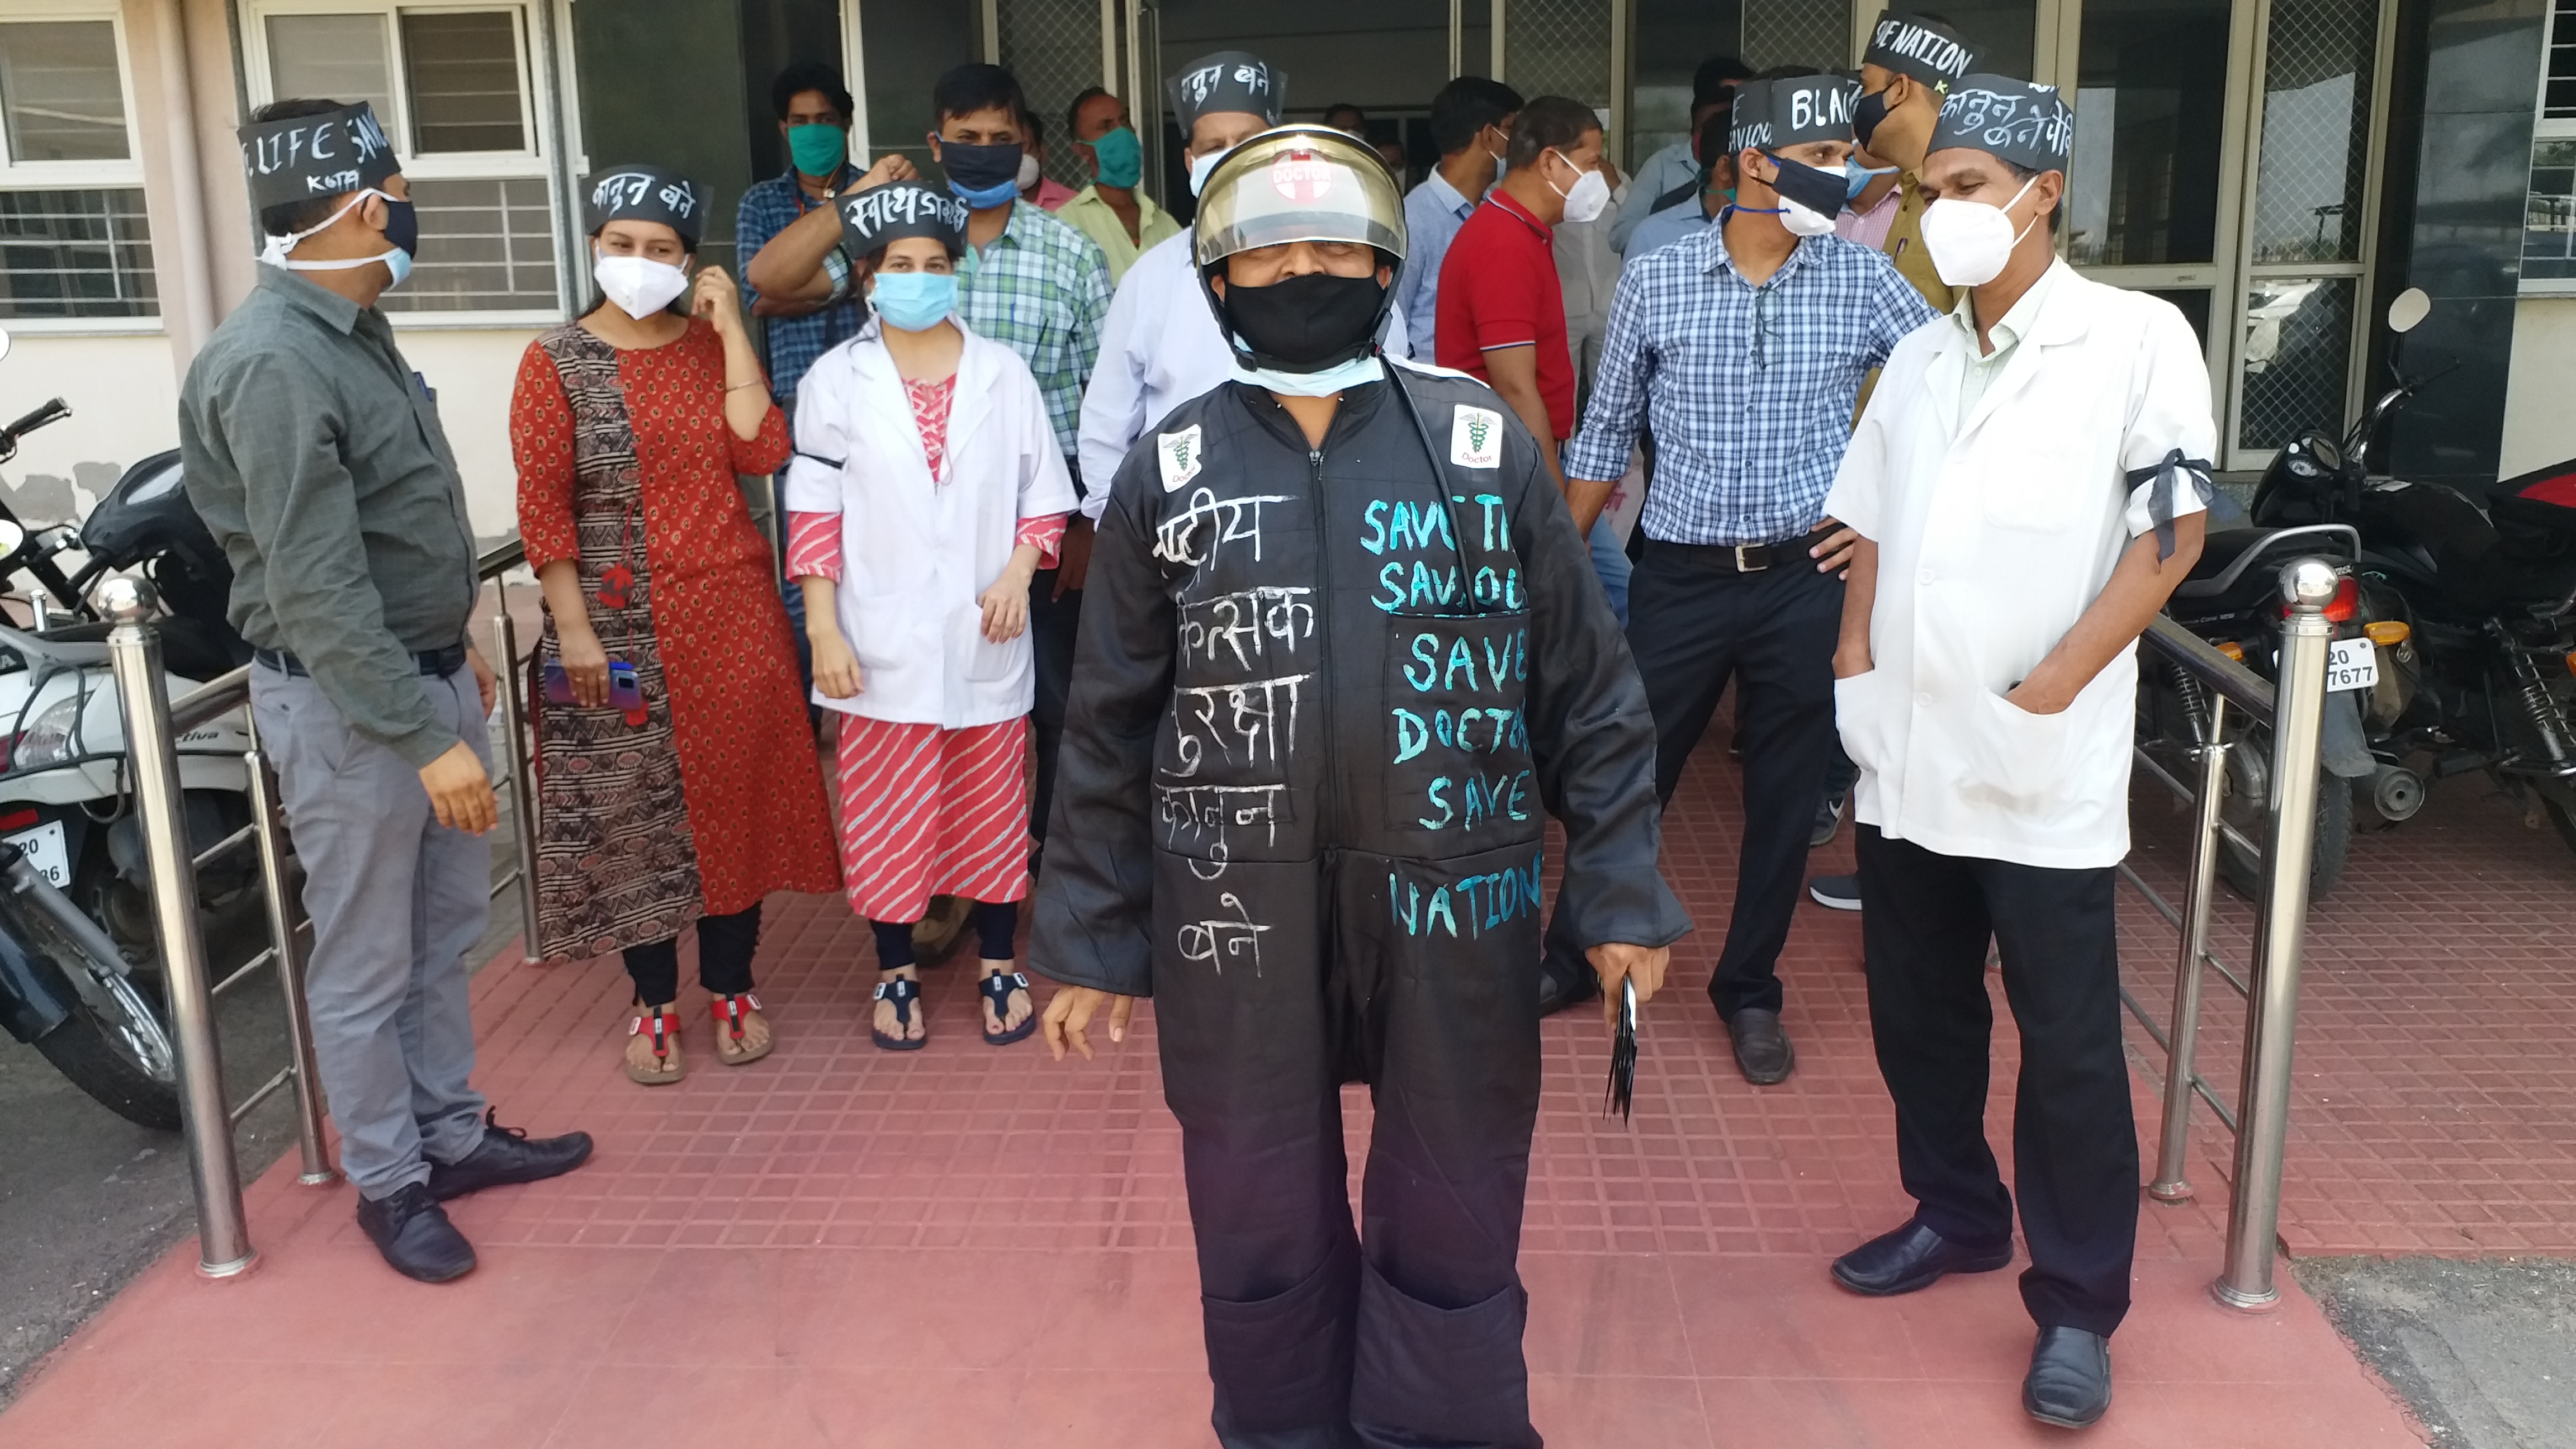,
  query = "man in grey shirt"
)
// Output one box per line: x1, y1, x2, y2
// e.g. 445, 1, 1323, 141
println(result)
179, 99, 590, 1283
